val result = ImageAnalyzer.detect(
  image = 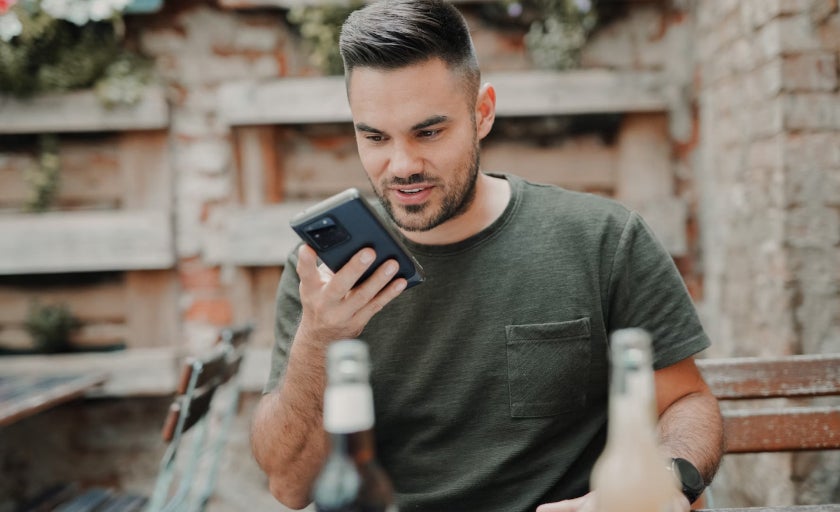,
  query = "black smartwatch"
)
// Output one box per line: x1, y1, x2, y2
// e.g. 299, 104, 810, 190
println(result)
670, 457, 705, 504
